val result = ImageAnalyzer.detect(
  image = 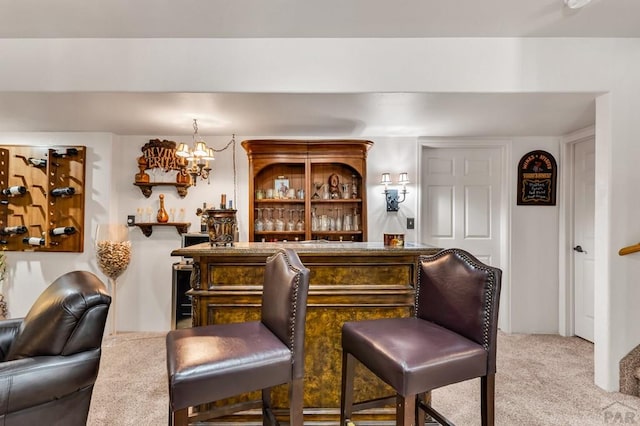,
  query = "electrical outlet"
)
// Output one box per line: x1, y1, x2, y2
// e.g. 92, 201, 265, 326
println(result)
407, 218, 415, 229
